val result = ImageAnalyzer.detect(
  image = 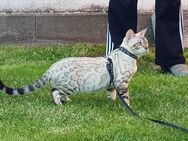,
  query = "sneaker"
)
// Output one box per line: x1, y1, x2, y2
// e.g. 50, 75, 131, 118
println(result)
161, 64, 188, 76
